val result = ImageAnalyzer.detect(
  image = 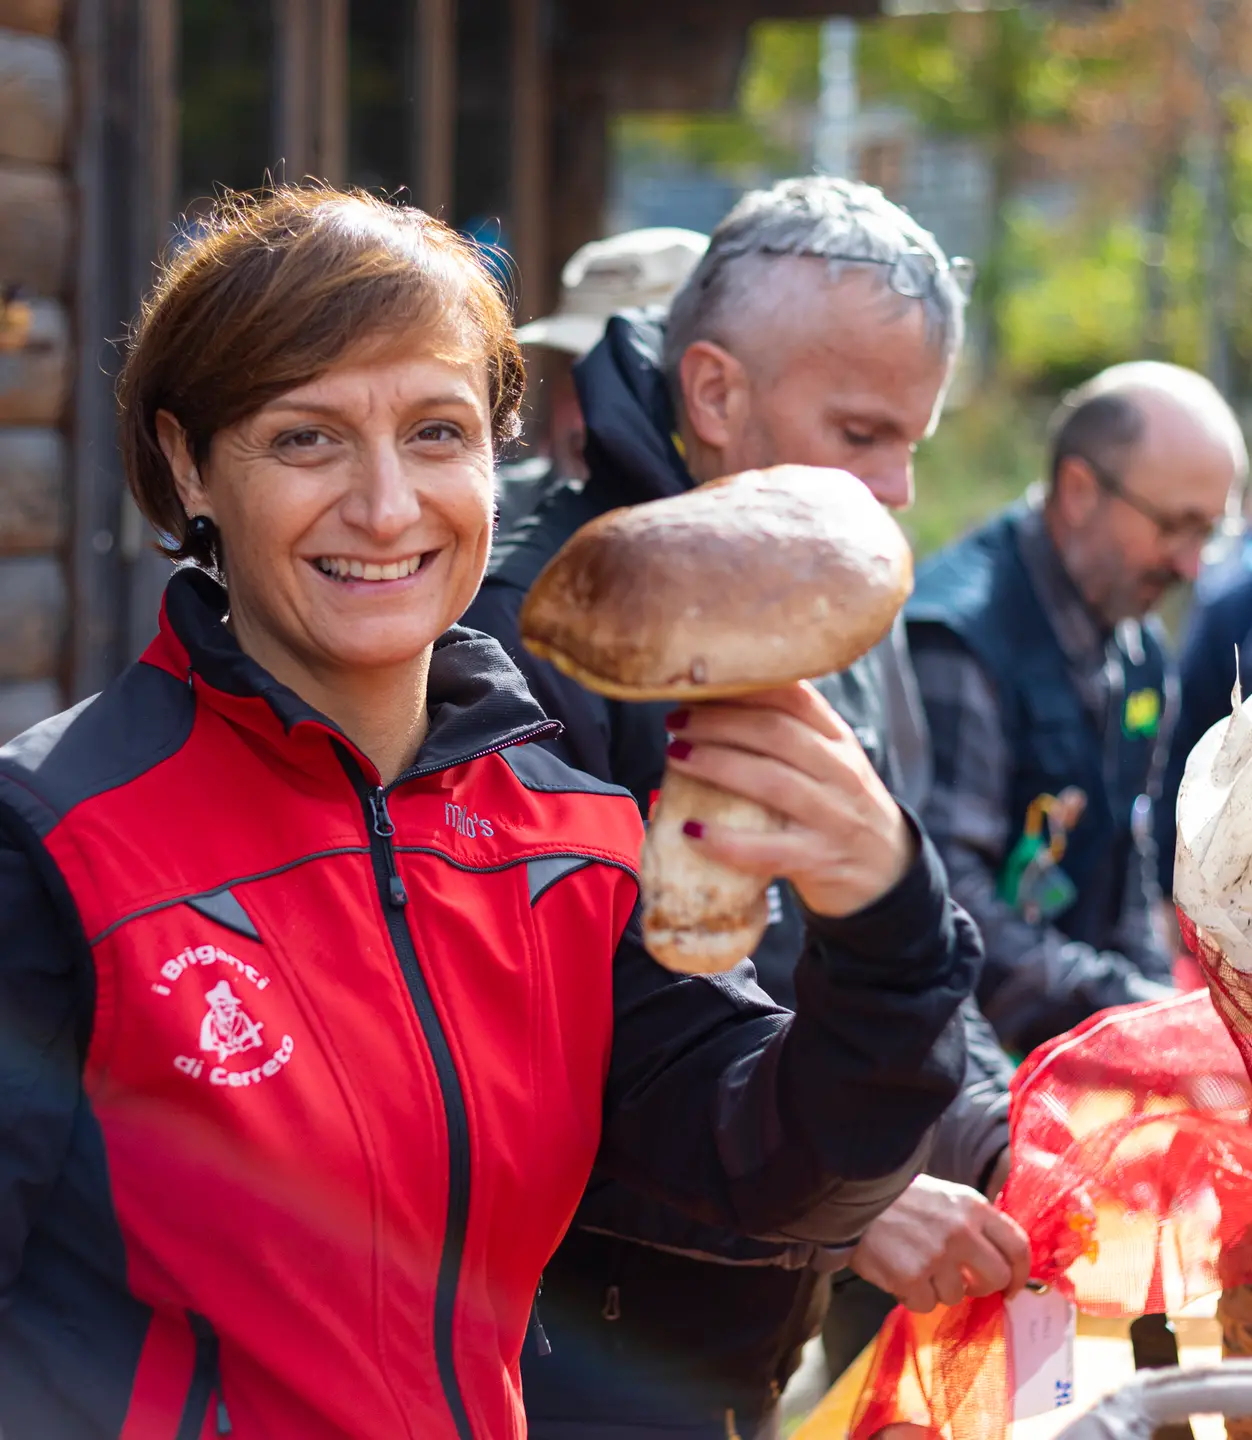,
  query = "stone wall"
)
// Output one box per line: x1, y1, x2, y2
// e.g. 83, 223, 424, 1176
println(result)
0, 0, 68, 741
